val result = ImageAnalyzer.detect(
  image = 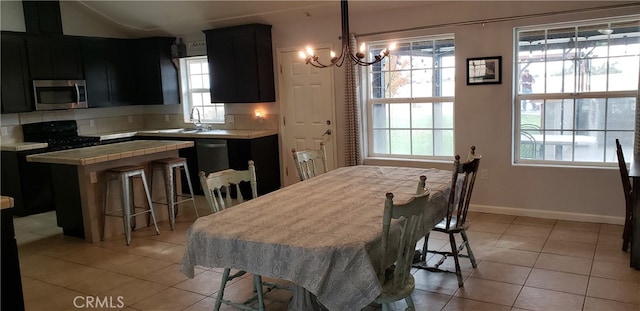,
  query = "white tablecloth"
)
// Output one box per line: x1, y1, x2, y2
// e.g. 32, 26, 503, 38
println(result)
181, 165, 453, 311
